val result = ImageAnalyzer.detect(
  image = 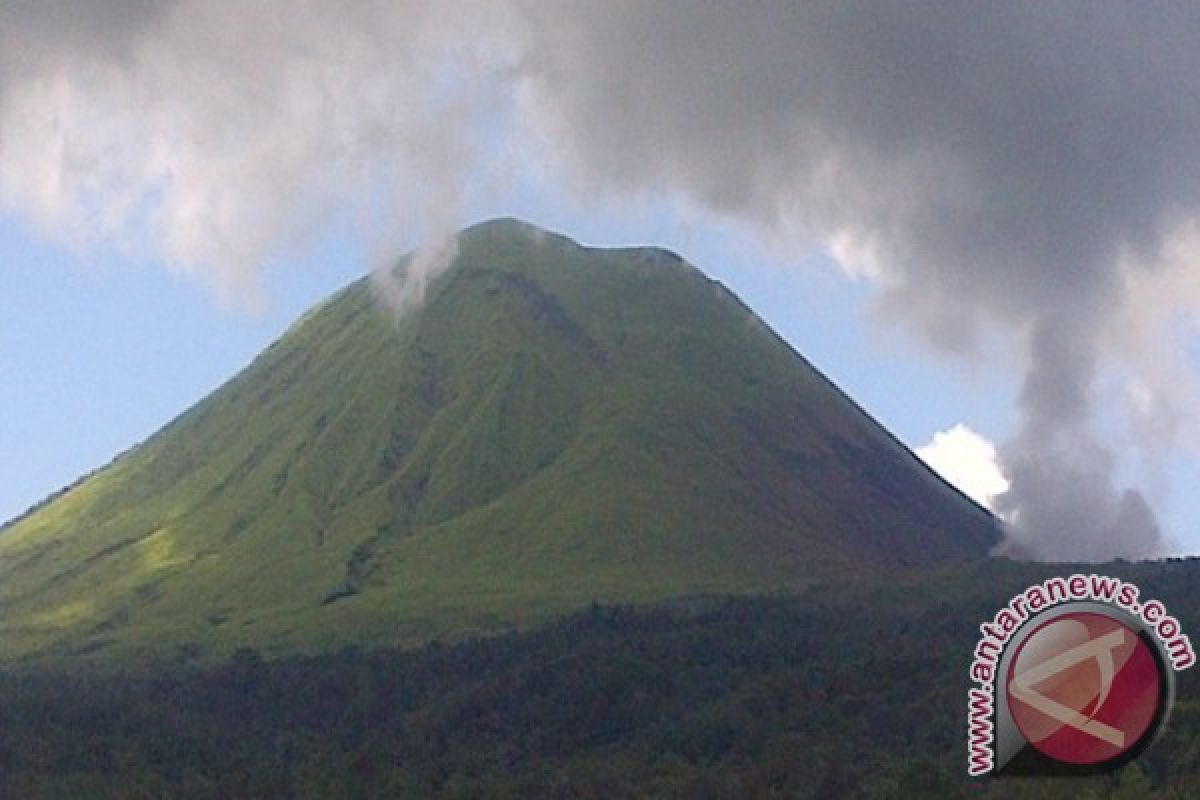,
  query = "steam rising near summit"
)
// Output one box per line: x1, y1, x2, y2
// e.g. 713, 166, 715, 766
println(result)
4, 2, 1200, 559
